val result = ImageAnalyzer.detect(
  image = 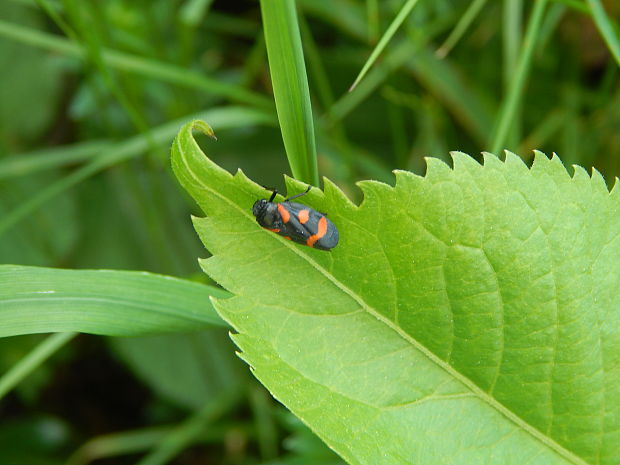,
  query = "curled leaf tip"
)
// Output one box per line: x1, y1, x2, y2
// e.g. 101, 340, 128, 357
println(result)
191, 120, 218, 140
